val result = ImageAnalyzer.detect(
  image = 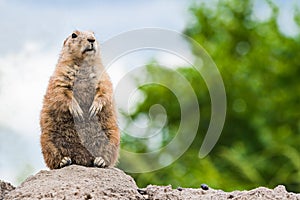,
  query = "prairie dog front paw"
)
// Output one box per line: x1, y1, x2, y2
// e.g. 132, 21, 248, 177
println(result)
69, 98, 84, 121
89, 99, 104, 119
